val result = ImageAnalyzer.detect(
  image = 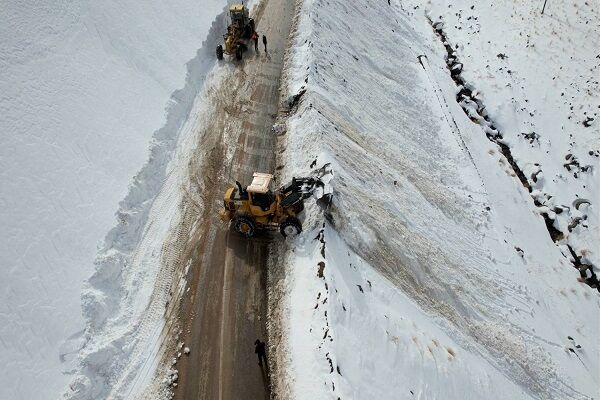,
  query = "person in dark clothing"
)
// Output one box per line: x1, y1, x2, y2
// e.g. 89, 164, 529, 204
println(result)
254, 339, 267, 366
262, 35, 268, 52
251, 31, 259, 52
